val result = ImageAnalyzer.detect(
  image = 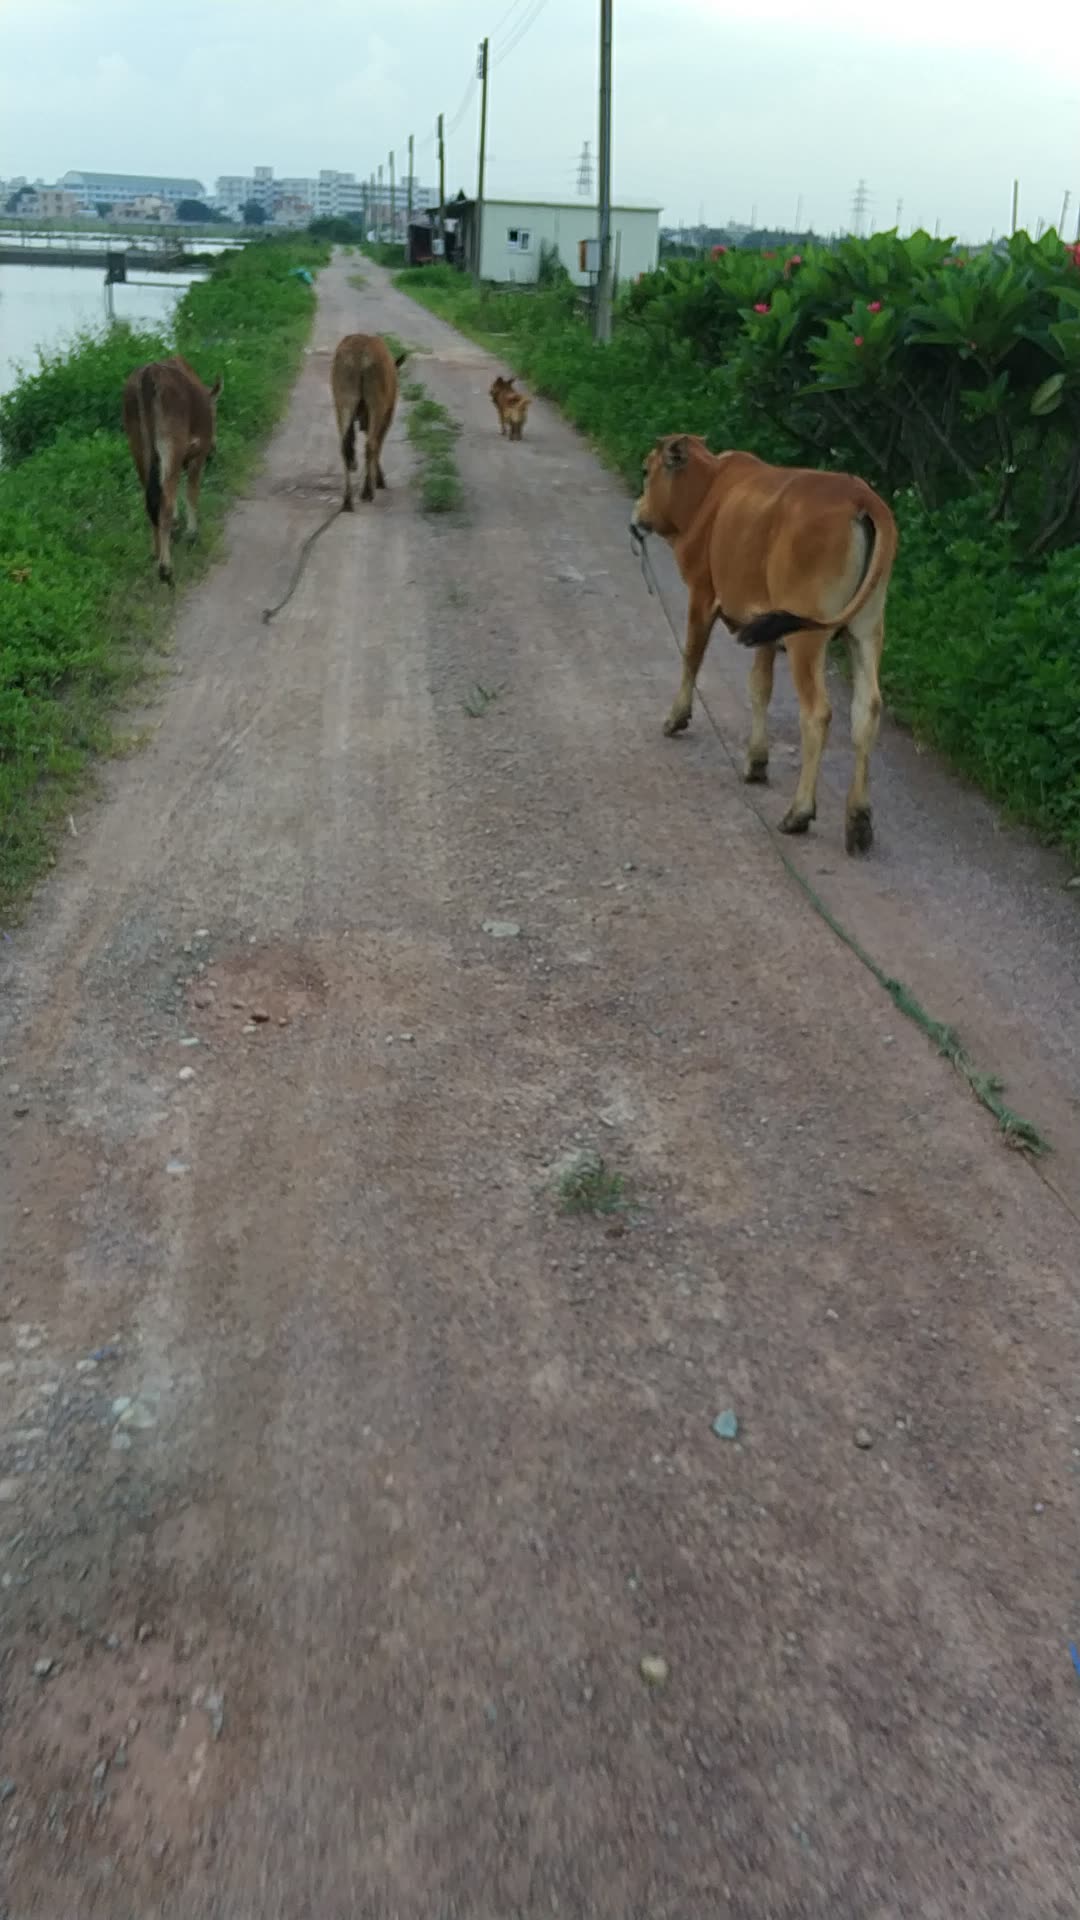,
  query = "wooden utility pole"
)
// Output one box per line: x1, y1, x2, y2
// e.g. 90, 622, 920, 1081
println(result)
437, 111, 446, 257
595, 0, 614, 342
475, 36, 490, 279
